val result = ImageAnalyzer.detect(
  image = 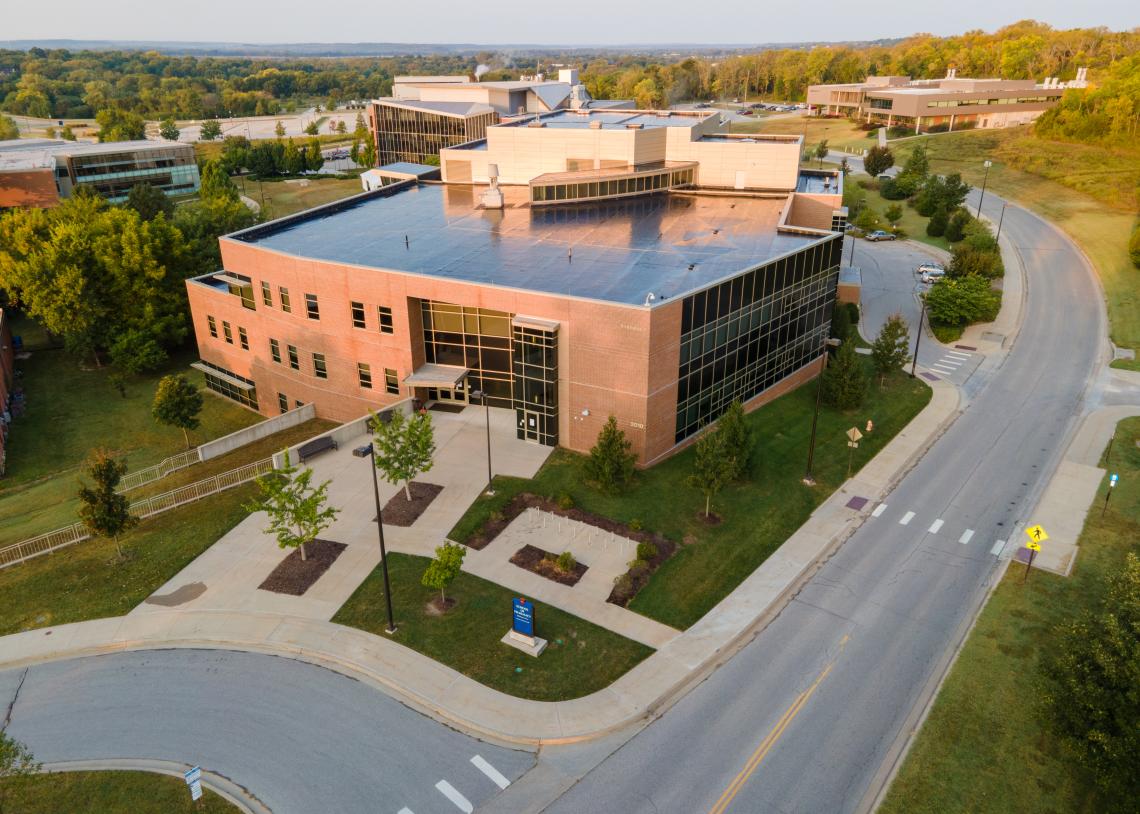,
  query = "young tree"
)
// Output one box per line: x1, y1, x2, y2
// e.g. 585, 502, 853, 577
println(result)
328, 119, 339, 134
110, 328, 168, 374
304, 121, 319, 136
152, 374, 204, 449
274, 120, 286, 138
822, 339, 868, 410
283, 138, 305, 175
305, 138, 324, 172
199, 119, 222, 141
246, 451, 339, 562
0, 731, 41, 812
124, 182, 173, 222
838, 157, 850, 176
585, 415, 637, 493
158, 117, 180, 141
716, 399, 751, 481
884, 203, 903, 230
814, 139, 829, 167
421, 541, 466, 606
1044, 553, 1140, 802
871, 313, 910, 386
901, 143, 929, 179
926, 208, 948, 237
60, 124, 77, 141
688, 425, 733, 519
336, 120, 347, 134
353, 112, 368, 138
1130, 223, 1140, 270
0, 114, 18, 140
198, 159, 240, 202
372, 409, 436, 501
356, 138, 376, 168
863, 145, 894, 178
77, 449, 138, 559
